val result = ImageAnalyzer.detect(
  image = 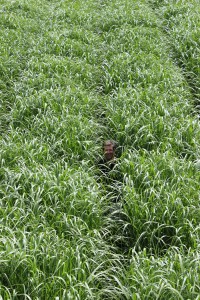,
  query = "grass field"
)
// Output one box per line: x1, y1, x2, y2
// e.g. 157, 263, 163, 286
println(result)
0, 0, 200, 299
